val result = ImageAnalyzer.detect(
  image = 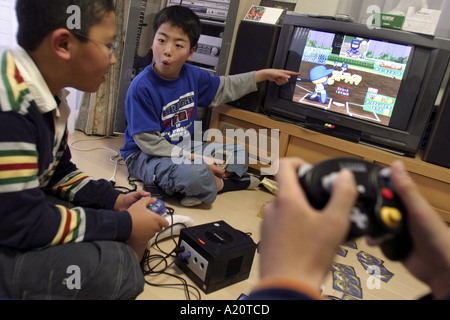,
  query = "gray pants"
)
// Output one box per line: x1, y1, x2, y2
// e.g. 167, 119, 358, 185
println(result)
0, 241, 144, 300
126, 142, 249, 204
